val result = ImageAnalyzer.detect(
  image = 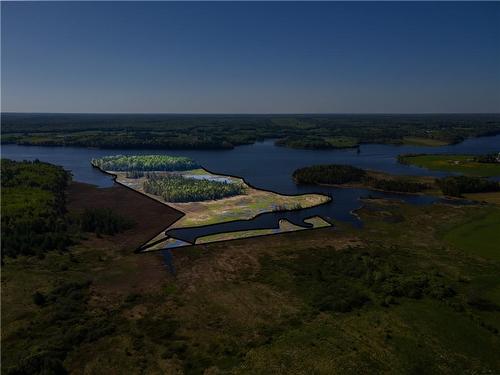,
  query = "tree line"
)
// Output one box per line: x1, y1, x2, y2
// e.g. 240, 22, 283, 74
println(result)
436, 176, 500, 197
92, 154, 199, 172
3, 113, 499, 150
293, 164, 430, 193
